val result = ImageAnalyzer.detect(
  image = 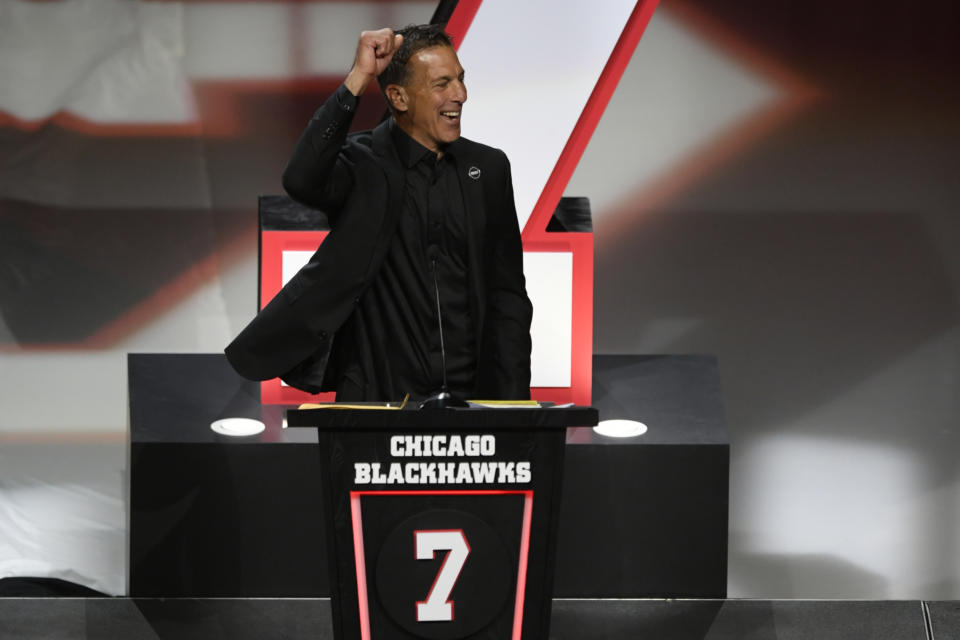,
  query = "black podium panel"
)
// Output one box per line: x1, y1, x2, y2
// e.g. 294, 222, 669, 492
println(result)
290, 409, 593, 640
129, 354, 728, 598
